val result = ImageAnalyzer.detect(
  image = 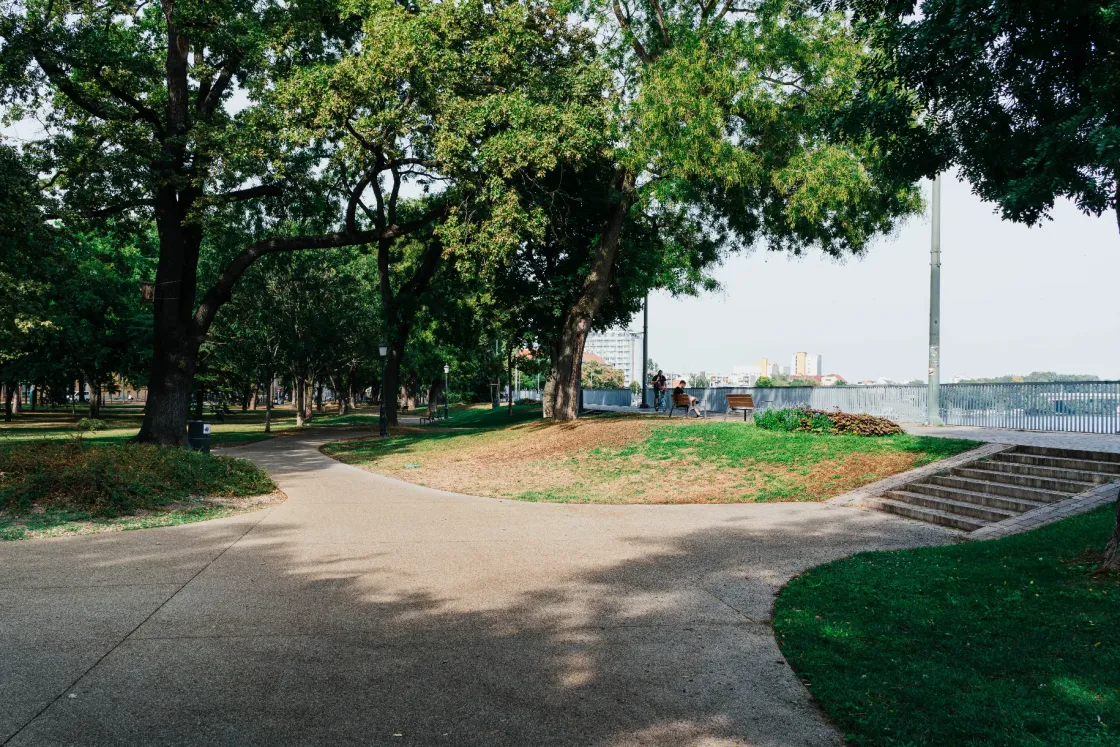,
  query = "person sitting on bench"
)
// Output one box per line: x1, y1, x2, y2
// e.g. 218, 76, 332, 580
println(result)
671, 380, 702, 417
